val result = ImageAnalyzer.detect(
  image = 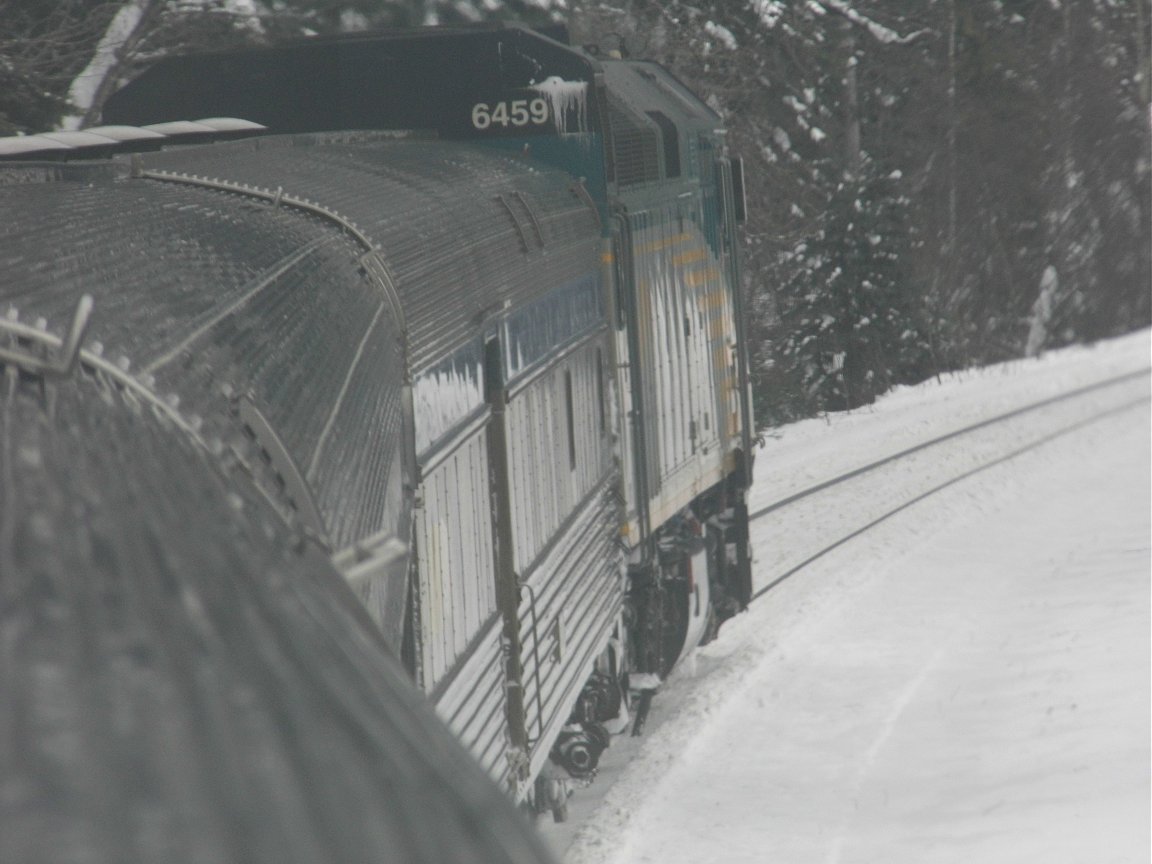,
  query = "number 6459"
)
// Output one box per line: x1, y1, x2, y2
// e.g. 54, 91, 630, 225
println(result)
471, 99, 550, 130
